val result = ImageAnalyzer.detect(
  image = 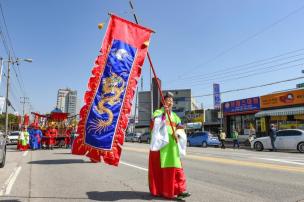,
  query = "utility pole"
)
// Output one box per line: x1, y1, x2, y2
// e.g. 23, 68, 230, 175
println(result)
4, 55, 11, 136
20, 96, 29, 116
4, 56, 32, 135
